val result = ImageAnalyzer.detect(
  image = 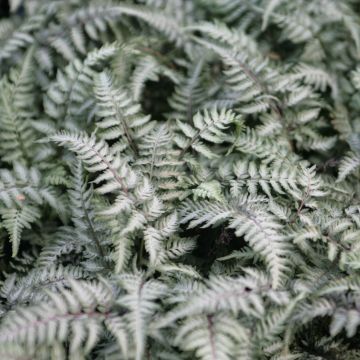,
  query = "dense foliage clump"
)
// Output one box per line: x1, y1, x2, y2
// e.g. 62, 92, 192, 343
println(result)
1, 0, 360, 359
